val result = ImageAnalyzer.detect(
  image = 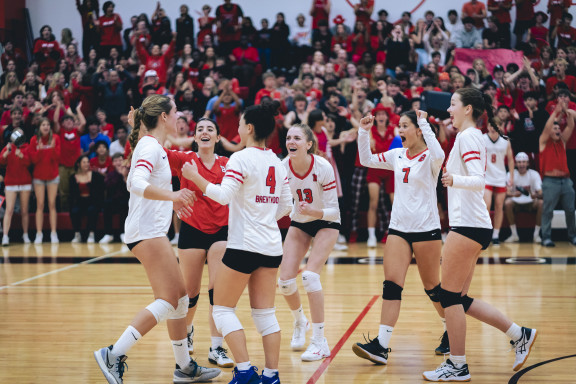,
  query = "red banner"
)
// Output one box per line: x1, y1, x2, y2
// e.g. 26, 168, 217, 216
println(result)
453, 48, 524, 75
